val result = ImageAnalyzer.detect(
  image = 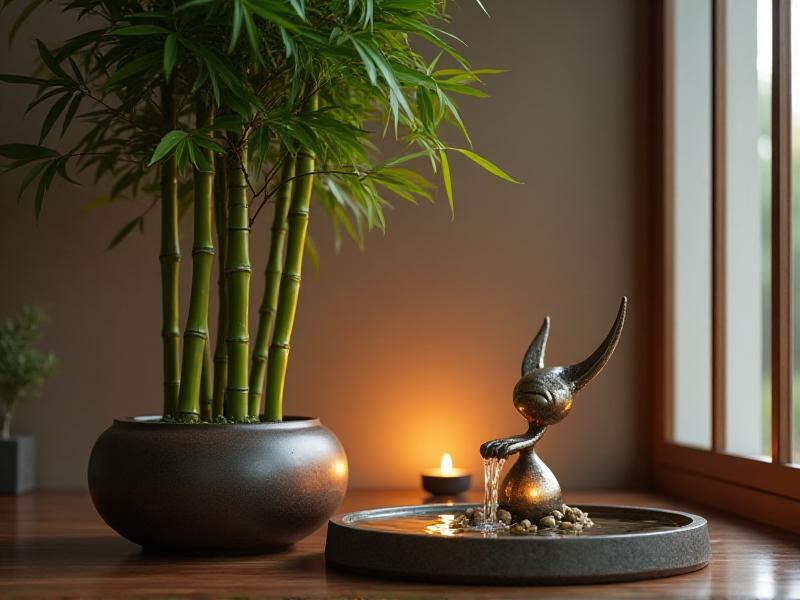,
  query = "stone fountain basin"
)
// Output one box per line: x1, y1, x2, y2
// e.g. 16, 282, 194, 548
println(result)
325, 503, 709, 585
